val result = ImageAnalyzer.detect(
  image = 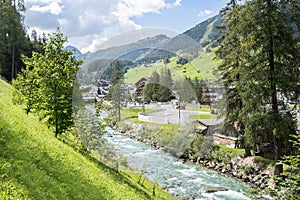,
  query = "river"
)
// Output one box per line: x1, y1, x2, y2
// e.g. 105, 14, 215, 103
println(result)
103, 126, 251, 200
